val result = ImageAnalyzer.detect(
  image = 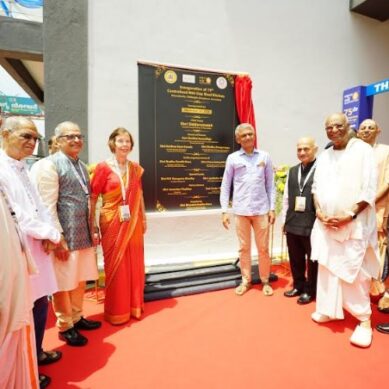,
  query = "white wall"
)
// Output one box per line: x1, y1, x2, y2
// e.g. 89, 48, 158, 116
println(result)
88, 0, 389, 265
